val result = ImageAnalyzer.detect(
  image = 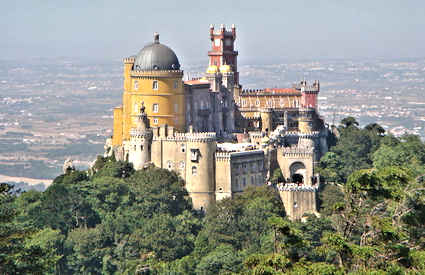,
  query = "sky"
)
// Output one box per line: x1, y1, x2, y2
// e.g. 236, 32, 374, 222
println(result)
1, 0, 425, 64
